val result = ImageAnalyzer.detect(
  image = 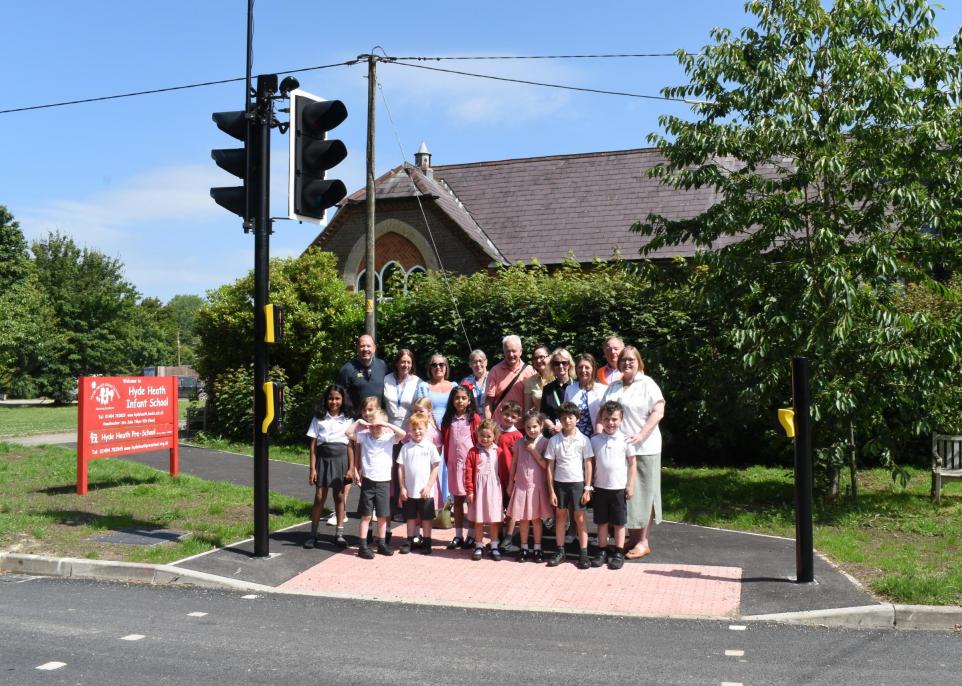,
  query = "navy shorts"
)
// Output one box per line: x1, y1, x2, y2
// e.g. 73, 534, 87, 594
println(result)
592, 487, 627, 526
358, 478, 390, 517
402, 497, 436, 521
554, 481, 586, 511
